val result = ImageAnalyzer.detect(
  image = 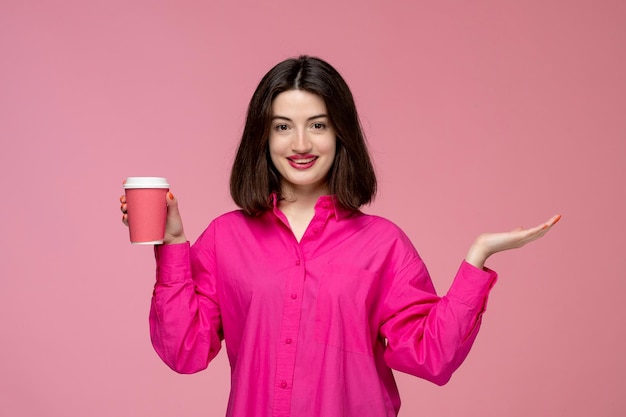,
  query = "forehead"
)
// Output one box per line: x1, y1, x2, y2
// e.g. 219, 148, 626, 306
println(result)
271, 90, 327, 117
